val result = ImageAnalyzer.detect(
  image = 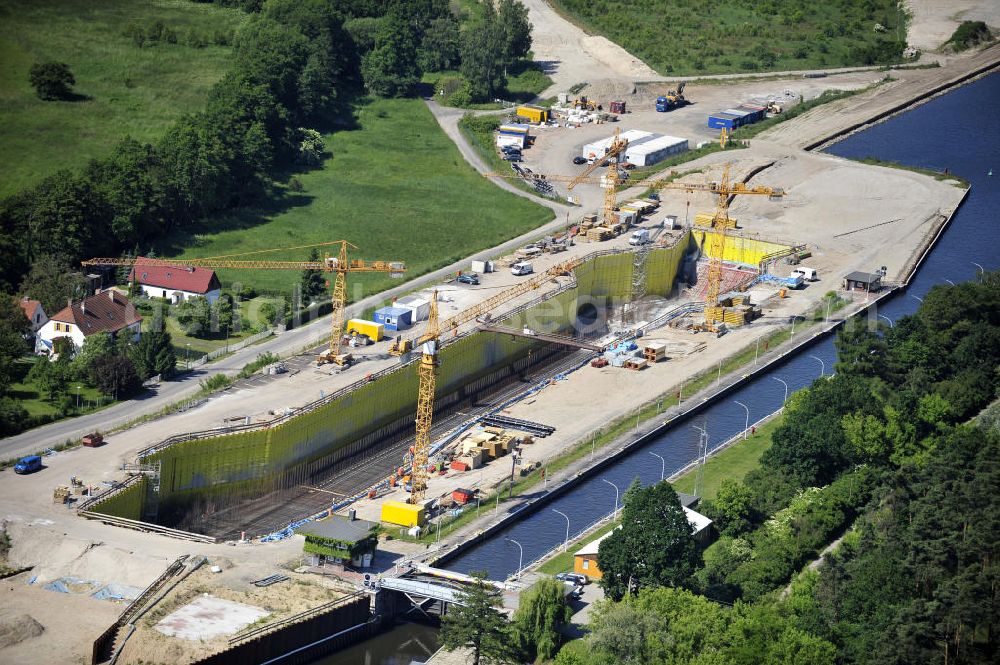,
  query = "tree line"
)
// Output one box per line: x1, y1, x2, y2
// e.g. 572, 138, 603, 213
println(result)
547, 273, 1000, 664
